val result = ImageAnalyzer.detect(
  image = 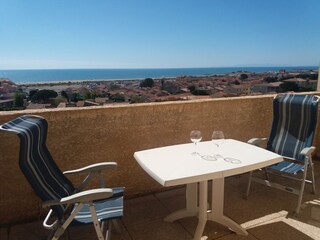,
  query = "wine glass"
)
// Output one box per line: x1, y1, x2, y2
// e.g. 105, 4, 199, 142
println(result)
212, 130, 225, 148
190, 130, 202, 156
